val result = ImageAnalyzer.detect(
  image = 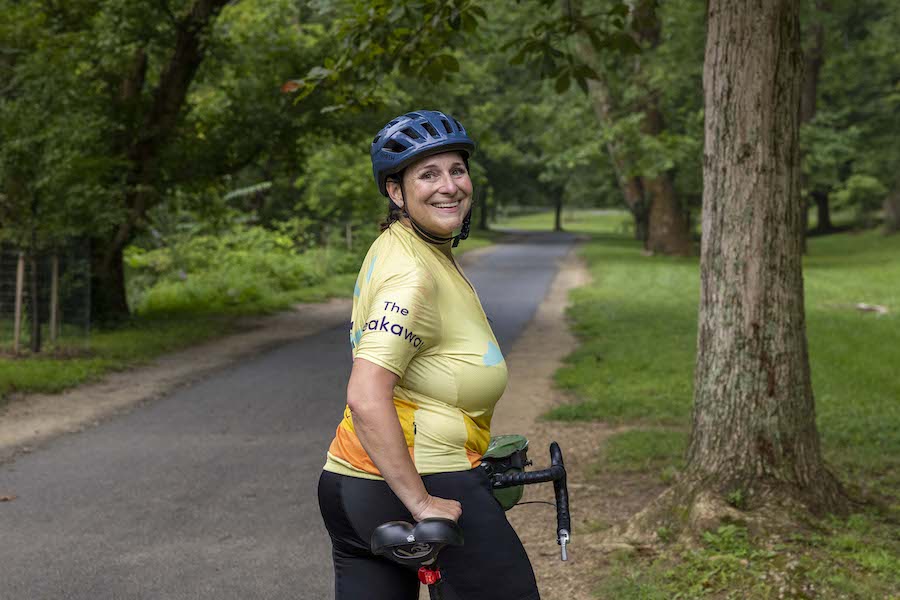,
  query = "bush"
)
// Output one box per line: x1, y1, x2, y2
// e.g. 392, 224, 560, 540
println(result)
125, 224, 370, 315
